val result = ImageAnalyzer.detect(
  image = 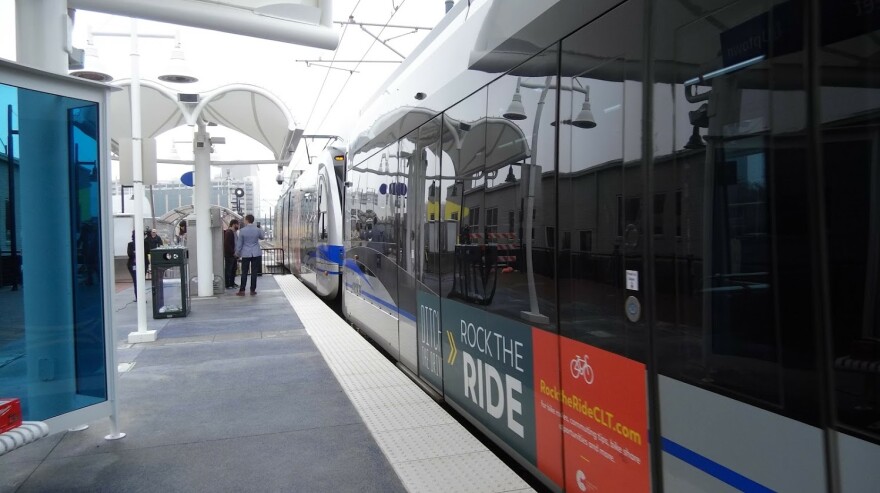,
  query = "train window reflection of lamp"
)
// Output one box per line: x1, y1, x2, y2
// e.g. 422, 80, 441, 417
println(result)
503, 77, 527, 120
571, 85, 596, 129
505, 165, 517, 183
684, 103, 708, 150
684, 125, 706, 150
